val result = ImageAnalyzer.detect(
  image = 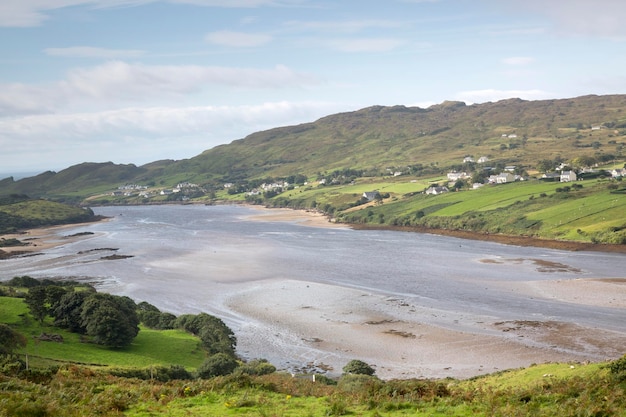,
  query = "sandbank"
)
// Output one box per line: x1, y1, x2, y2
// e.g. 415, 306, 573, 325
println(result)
240, 205, 349, 229
227, 278, 626, 380
0, 221, 105, 256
